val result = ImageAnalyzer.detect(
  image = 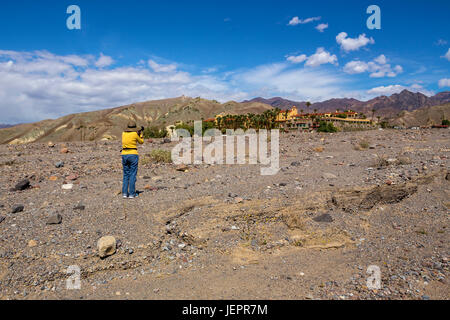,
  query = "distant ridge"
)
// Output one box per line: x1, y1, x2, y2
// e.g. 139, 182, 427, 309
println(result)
389, 103, 450, 127
243, 90, 450, 118
0, 124, 15, 129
